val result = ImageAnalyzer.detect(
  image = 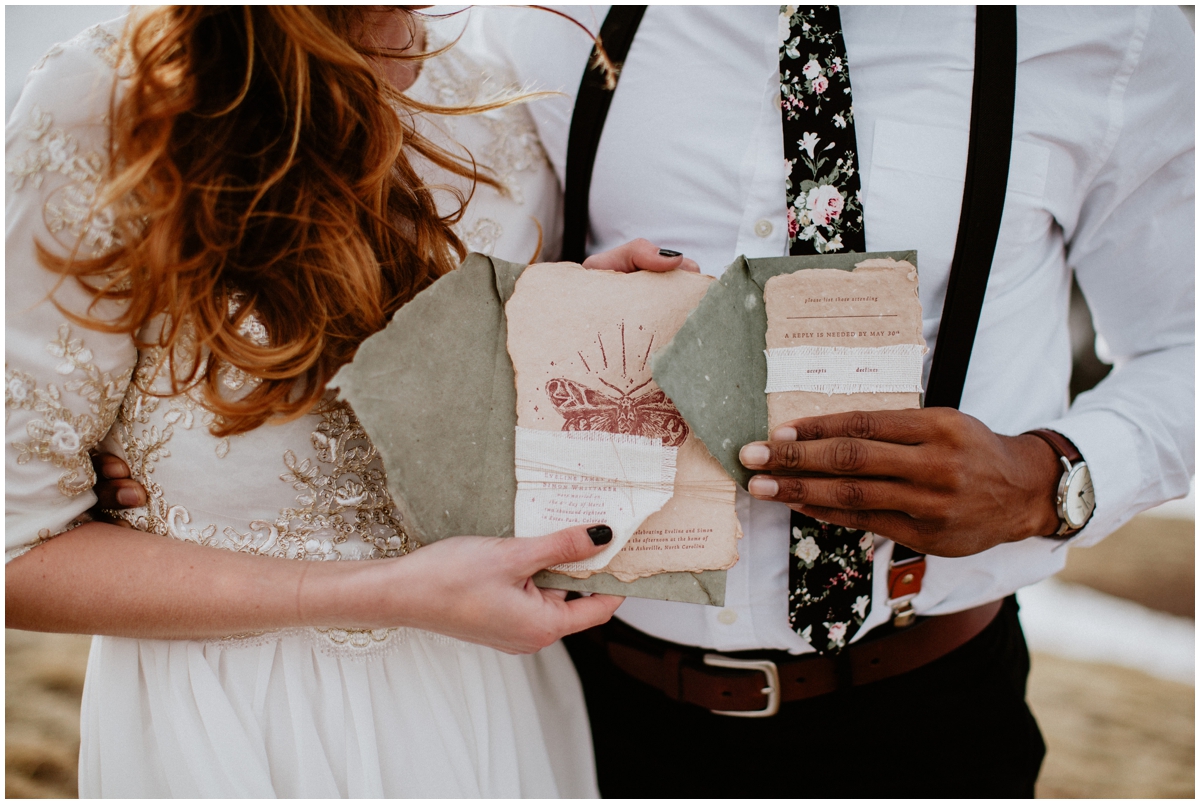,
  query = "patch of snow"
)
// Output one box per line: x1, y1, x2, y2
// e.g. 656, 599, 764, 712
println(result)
1018, 577, 1194, 686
